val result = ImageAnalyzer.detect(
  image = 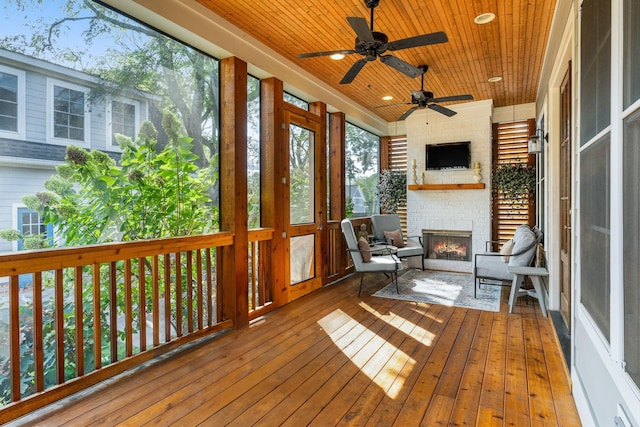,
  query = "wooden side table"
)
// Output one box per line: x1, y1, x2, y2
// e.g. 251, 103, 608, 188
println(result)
507, 265, 549, 317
